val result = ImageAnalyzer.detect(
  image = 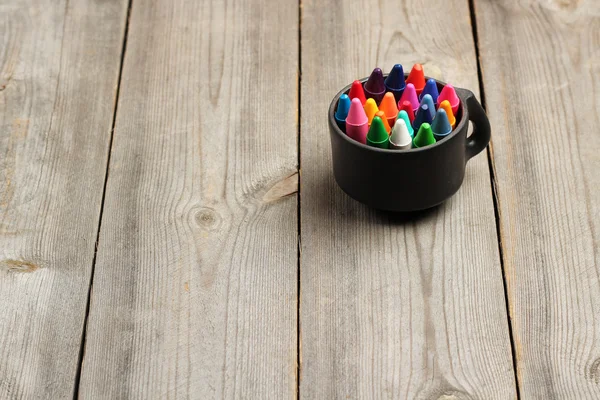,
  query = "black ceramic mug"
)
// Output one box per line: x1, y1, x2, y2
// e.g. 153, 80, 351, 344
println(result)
328, 75, 491, 212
